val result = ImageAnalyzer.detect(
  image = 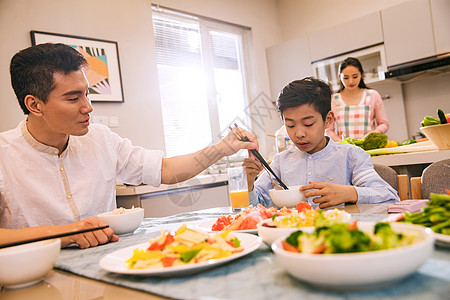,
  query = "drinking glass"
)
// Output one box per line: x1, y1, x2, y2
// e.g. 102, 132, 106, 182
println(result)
227, 166, 249, 213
